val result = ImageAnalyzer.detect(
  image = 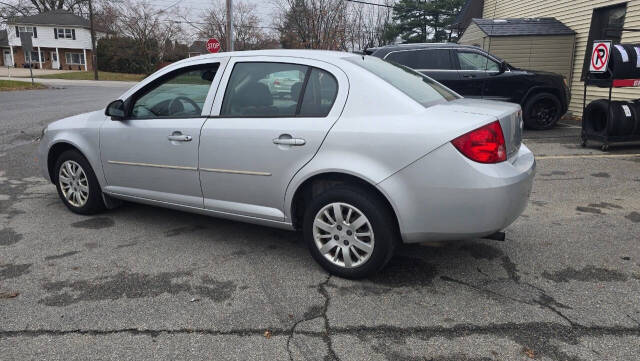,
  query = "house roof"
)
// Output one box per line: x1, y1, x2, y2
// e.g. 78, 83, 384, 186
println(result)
451, 0, 484, 30
0, 30, 8, 47
188, 41, 206, 53
473, 17, 576, 36
8, 9, 90, 28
